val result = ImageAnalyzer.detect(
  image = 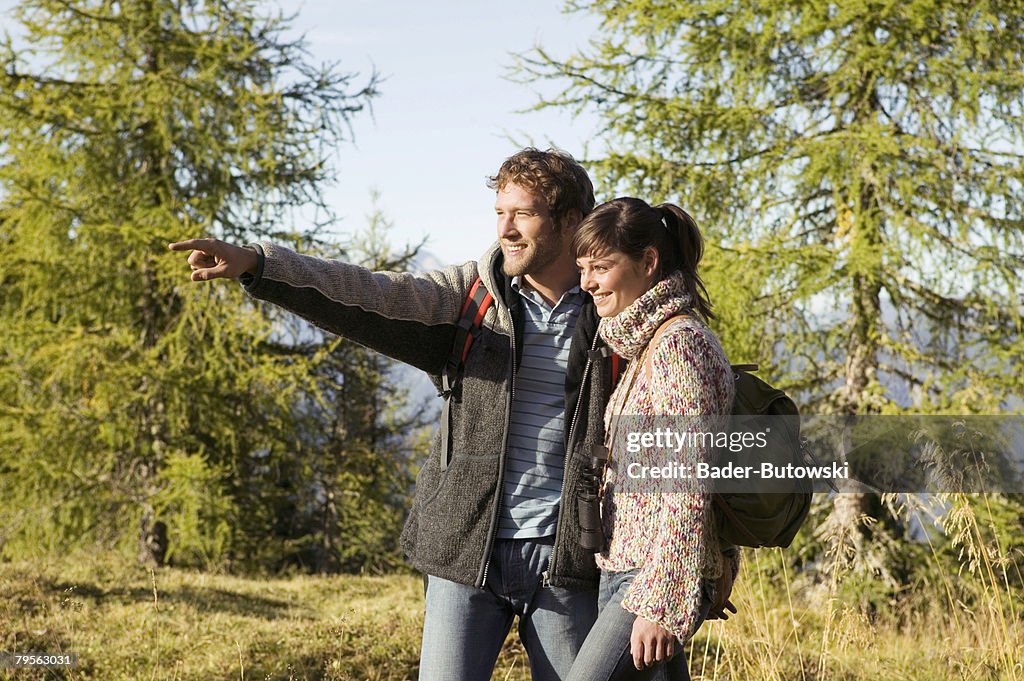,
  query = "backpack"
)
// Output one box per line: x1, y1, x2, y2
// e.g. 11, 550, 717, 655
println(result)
714, 365, 812, 548
643, 318, 812, 549
437, 277, 494, 467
